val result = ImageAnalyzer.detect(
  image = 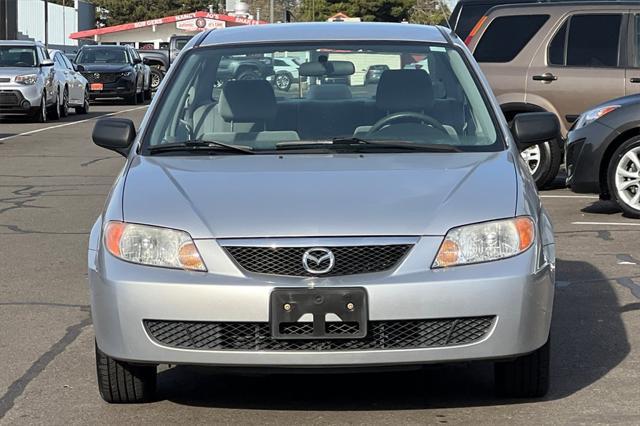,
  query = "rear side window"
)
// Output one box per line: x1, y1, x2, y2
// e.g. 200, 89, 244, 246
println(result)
474, 15, 549, 63
453, 4, 492, 40
549, 14, 622, 67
